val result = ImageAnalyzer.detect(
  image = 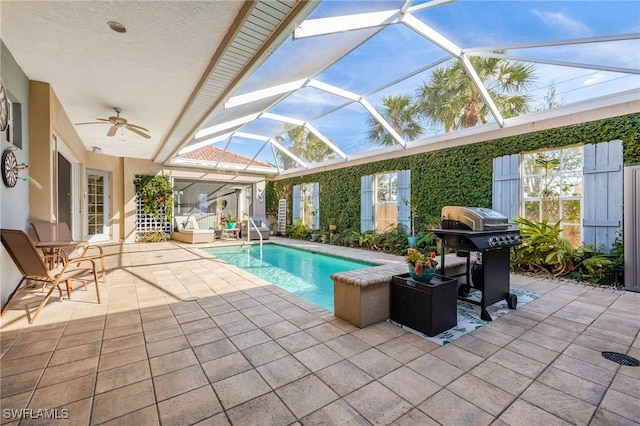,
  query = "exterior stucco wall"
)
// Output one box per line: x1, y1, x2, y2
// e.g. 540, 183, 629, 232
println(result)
1, 42, 30, 308
30, 81, 89, 225
28, 81, 53, 223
